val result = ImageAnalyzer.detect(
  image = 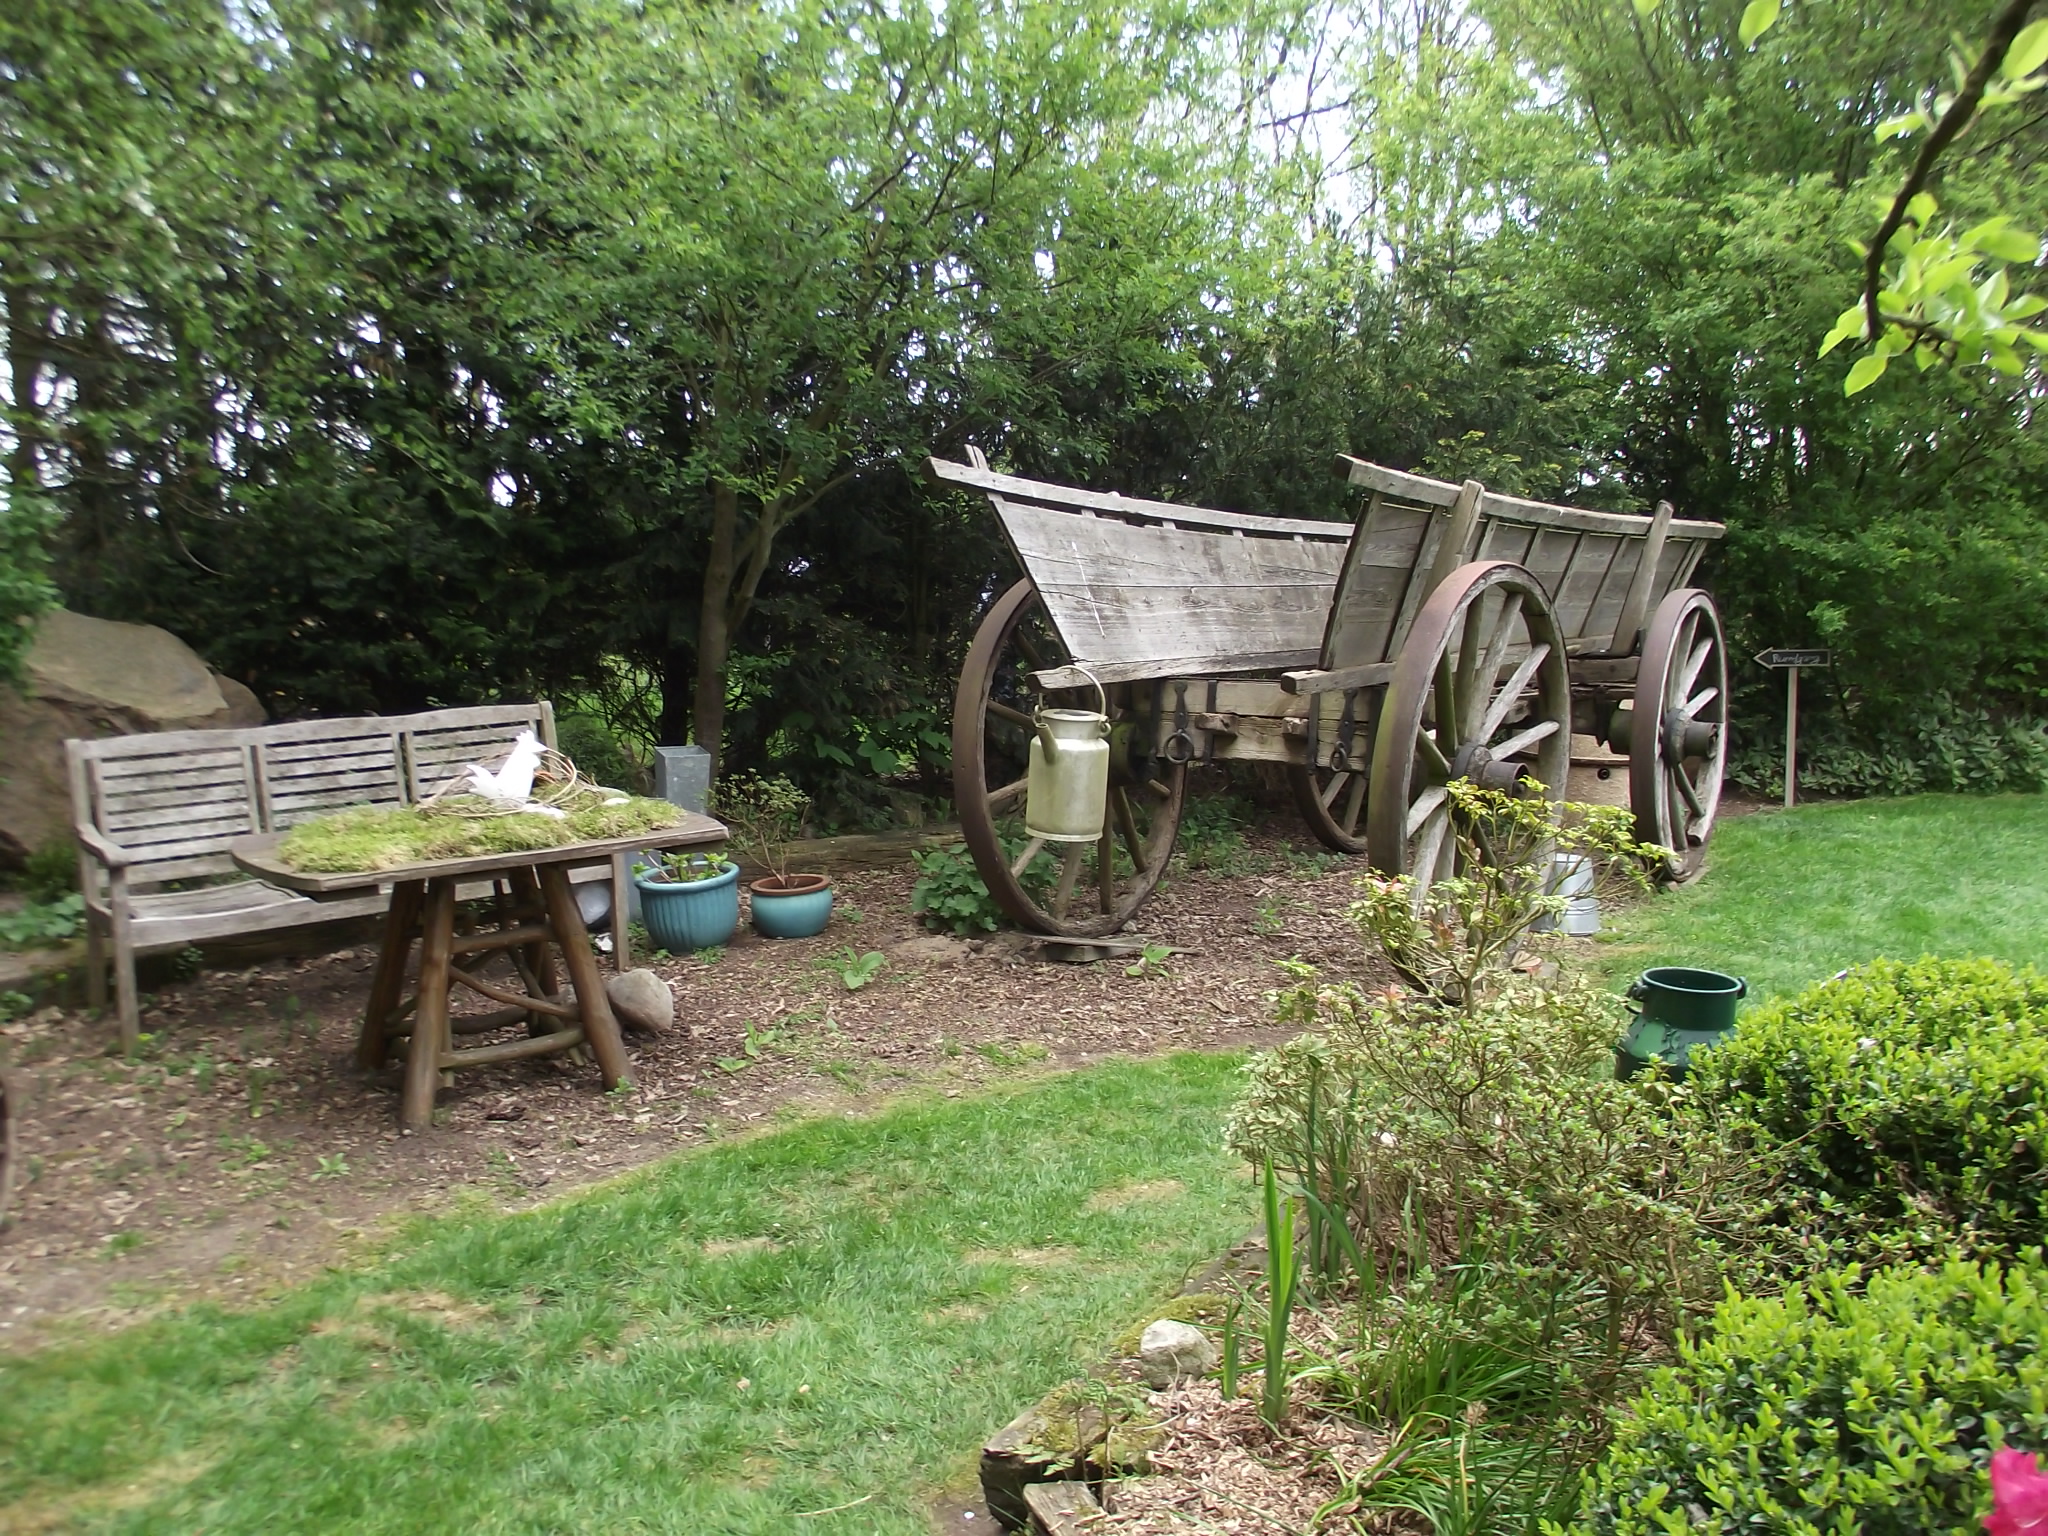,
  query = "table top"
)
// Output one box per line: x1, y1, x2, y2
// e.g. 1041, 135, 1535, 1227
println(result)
231, 814, 729, 895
